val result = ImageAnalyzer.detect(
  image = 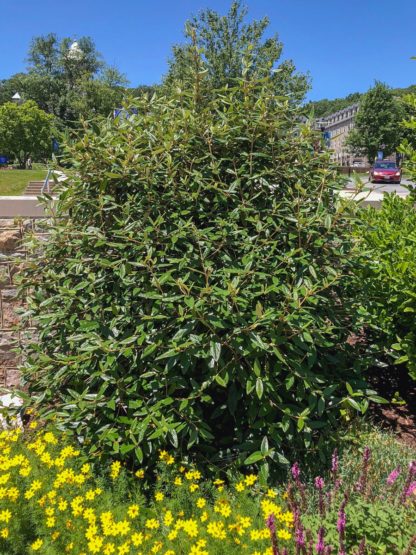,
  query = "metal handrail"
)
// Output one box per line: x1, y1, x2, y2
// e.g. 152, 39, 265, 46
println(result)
41, 169, 53, 194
